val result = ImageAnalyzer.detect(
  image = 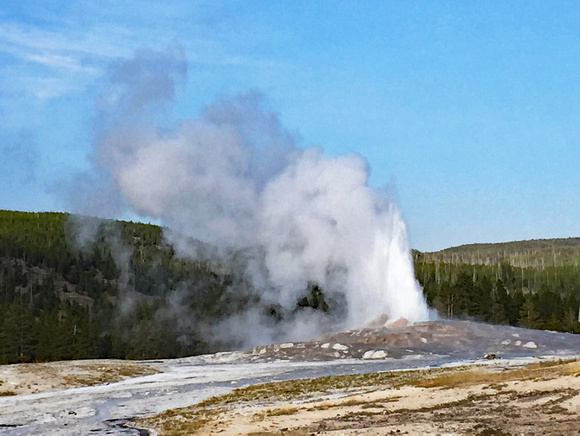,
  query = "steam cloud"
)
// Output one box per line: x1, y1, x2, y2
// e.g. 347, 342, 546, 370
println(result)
70, 47, 430, 346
